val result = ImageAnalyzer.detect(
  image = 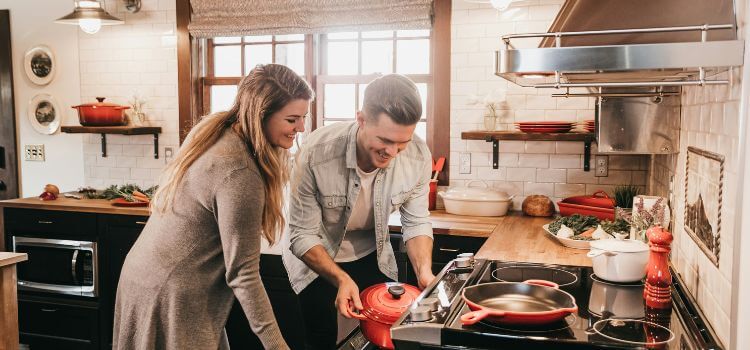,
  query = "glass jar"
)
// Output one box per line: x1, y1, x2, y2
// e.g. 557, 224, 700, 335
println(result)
483, 112, 497, 131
